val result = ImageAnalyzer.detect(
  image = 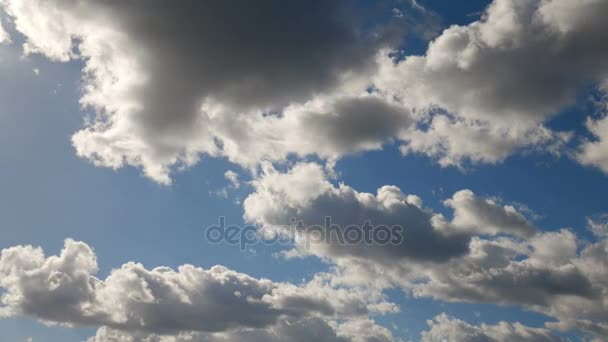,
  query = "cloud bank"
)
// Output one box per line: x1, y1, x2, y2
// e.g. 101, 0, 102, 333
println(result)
0, 239, 394, 341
